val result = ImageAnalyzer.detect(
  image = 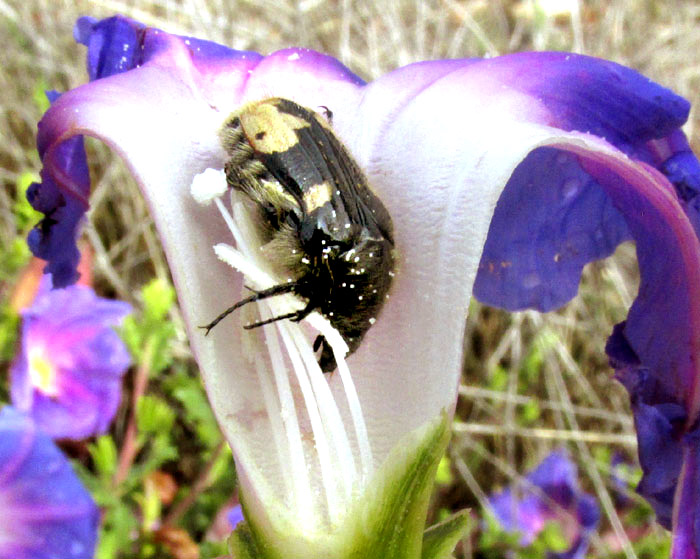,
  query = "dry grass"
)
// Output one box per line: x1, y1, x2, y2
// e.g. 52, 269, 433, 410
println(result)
3, 1, 699, 557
